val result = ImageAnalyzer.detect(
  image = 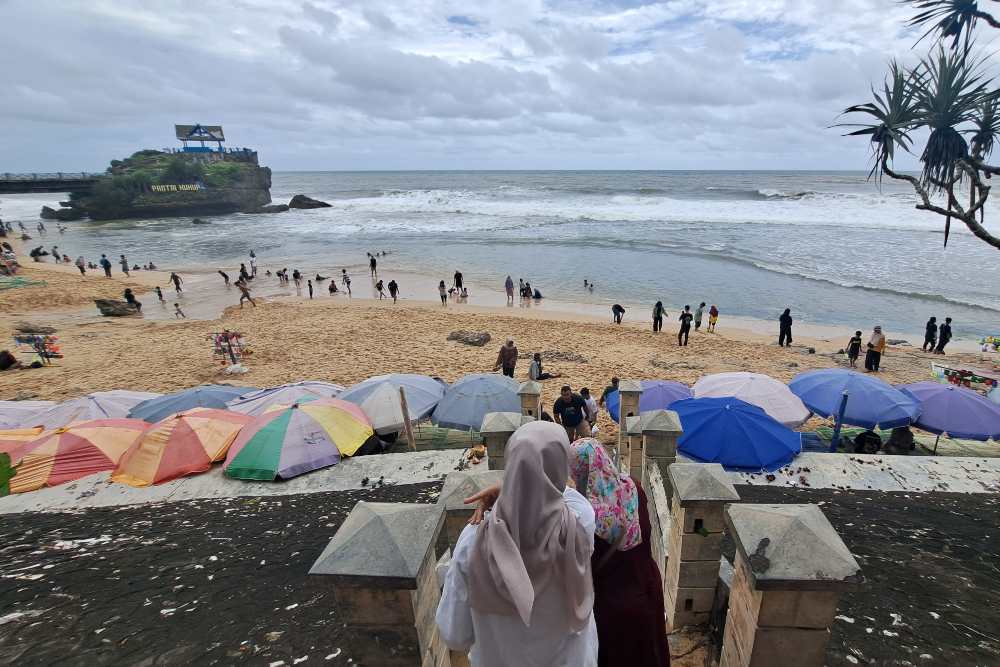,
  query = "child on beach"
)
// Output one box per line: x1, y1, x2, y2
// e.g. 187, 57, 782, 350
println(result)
174, 303, 186, 319
438, 280, 448, 306
307, 280, 314, 299
708, 305, 719, 332
155, 286, 165, 303
328, 280, 338, 295
847, 331, 863, 367
375, 279, 386, 299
